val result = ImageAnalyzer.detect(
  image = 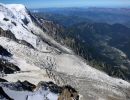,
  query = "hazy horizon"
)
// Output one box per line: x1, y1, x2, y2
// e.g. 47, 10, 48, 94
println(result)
1, 0, 130, 8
